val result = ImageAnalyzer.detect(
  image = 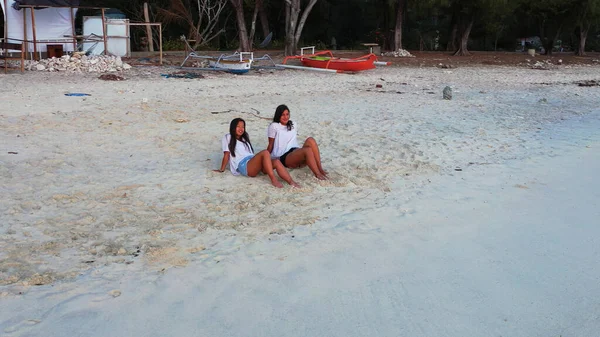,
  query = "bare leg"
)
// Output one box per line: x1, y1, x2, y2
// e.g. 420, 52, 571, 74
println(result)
303, 137, 327, 176
272, 159, 300, 188
246, 150, 283, 188
284, 147, 327, 180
